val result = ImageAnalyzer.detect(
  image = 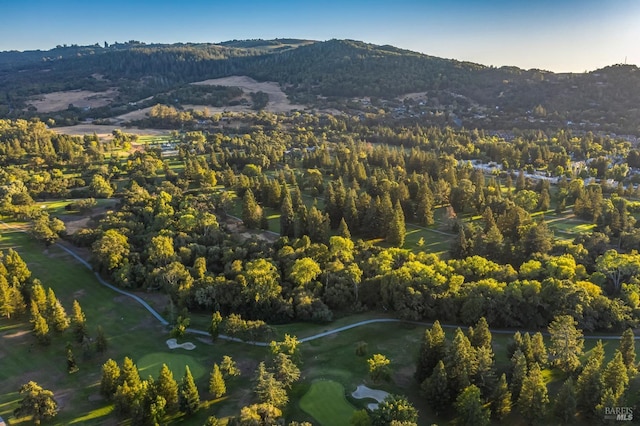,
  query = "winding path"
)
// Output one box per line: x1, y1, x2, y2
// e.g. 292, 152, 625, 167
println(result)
0, 221, 635, 344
